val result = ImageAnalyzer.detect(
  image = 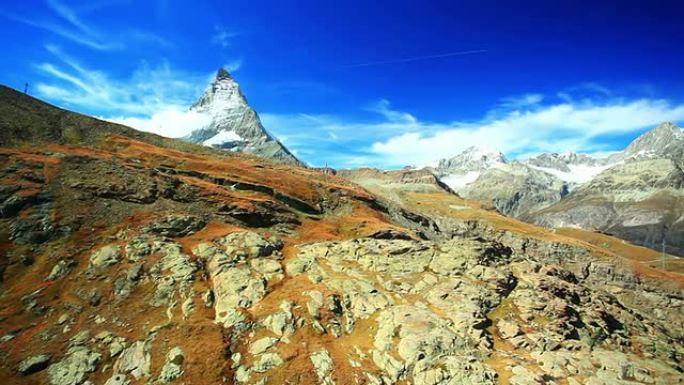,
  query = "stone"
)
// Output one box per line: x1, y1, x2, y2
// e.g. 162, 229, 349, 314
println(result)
47, 347, 101, 385
158, 347, 184, 383
115, 340, 151, 379
143, 215, 206, 238
109, 337, 127, 357
195, 232, 282, 328
18, 353, 52, 375
57, 313, 70, 325
69, 330, 91, 346
235, 365, 250, 382
46, 259, 75, 281
261, 301, 295, 337
305, 290, 324, 319
252, 352, 283, 373
310, 349, 335, 385
89, 245, 121, 269
248, 337, 279, 355
103, 373, 130, 385
498, 319, 522, 339
124, 237, 151, 262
